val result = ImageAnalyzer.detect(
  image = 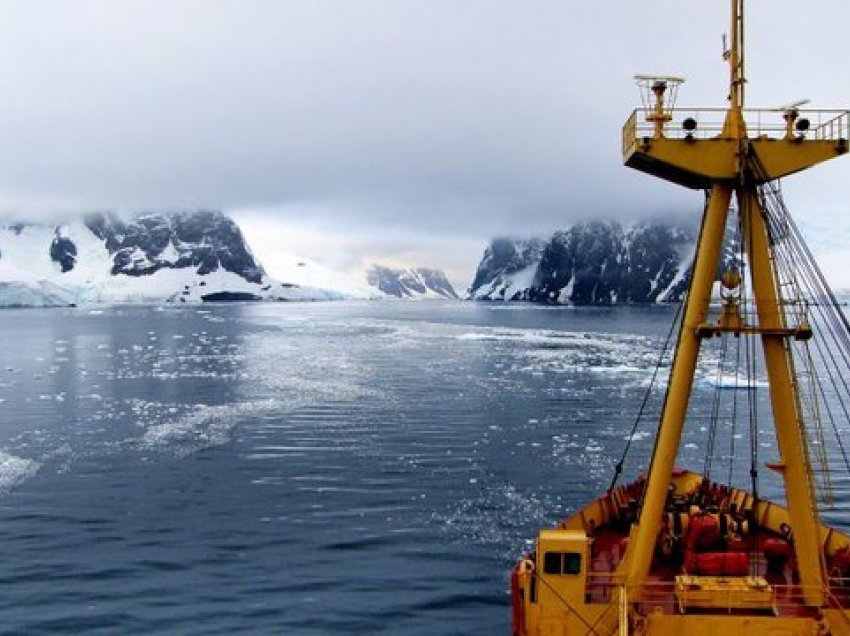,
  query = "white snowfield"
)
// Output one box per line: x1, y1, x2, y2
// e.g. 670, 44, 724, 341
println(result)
267, 253, 382, 300
0, 221, 375, 307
